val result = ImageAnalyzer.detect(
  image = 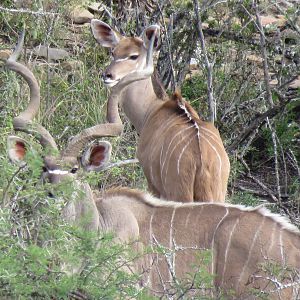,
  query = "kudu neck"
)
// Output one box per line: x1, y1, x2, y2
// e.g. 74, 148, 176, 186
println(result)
110, 77, 163, 134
